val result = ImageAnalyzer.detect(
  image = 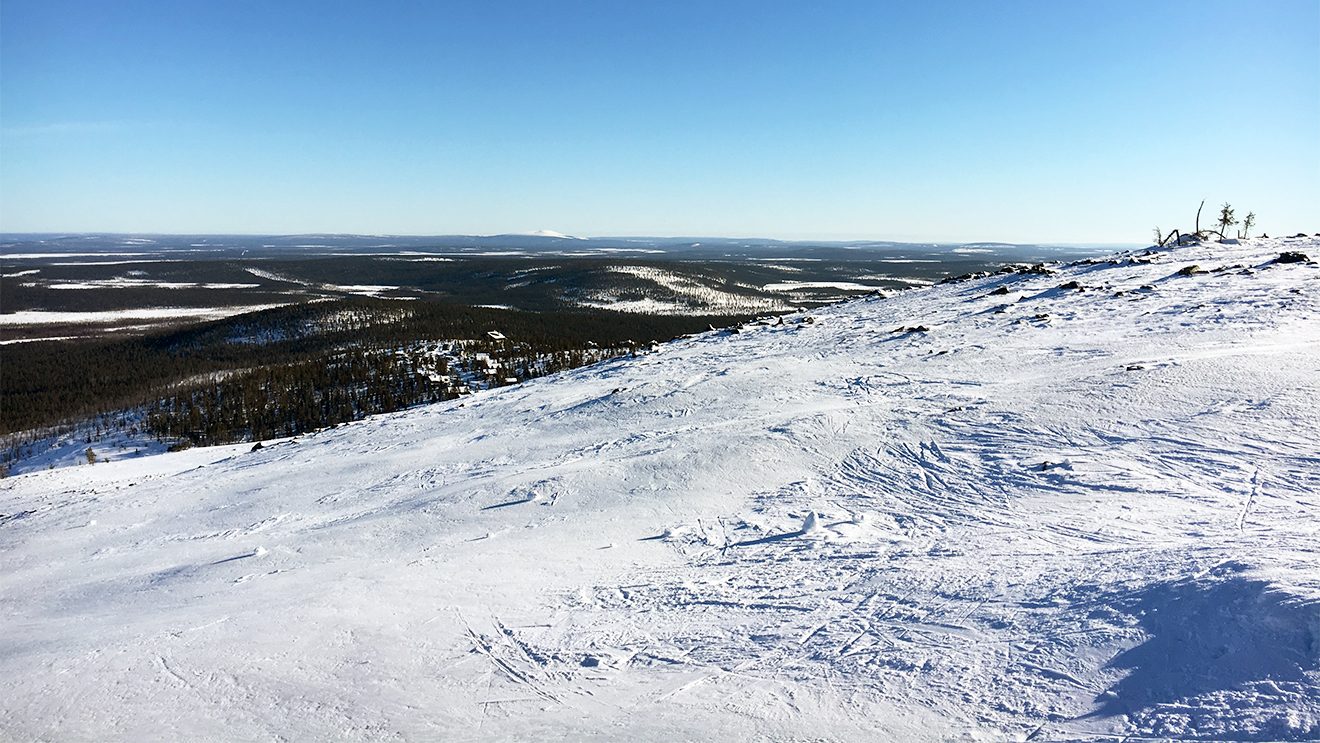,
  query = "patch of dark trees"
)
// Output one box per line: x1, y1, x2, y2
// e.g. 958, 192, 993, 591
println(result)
2, 298, 748, 444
